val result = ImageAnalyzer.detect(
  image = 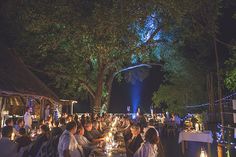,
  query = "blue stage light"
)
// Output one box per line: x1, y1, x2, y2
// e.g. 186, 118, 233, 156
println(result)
131, 81, 142, 113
